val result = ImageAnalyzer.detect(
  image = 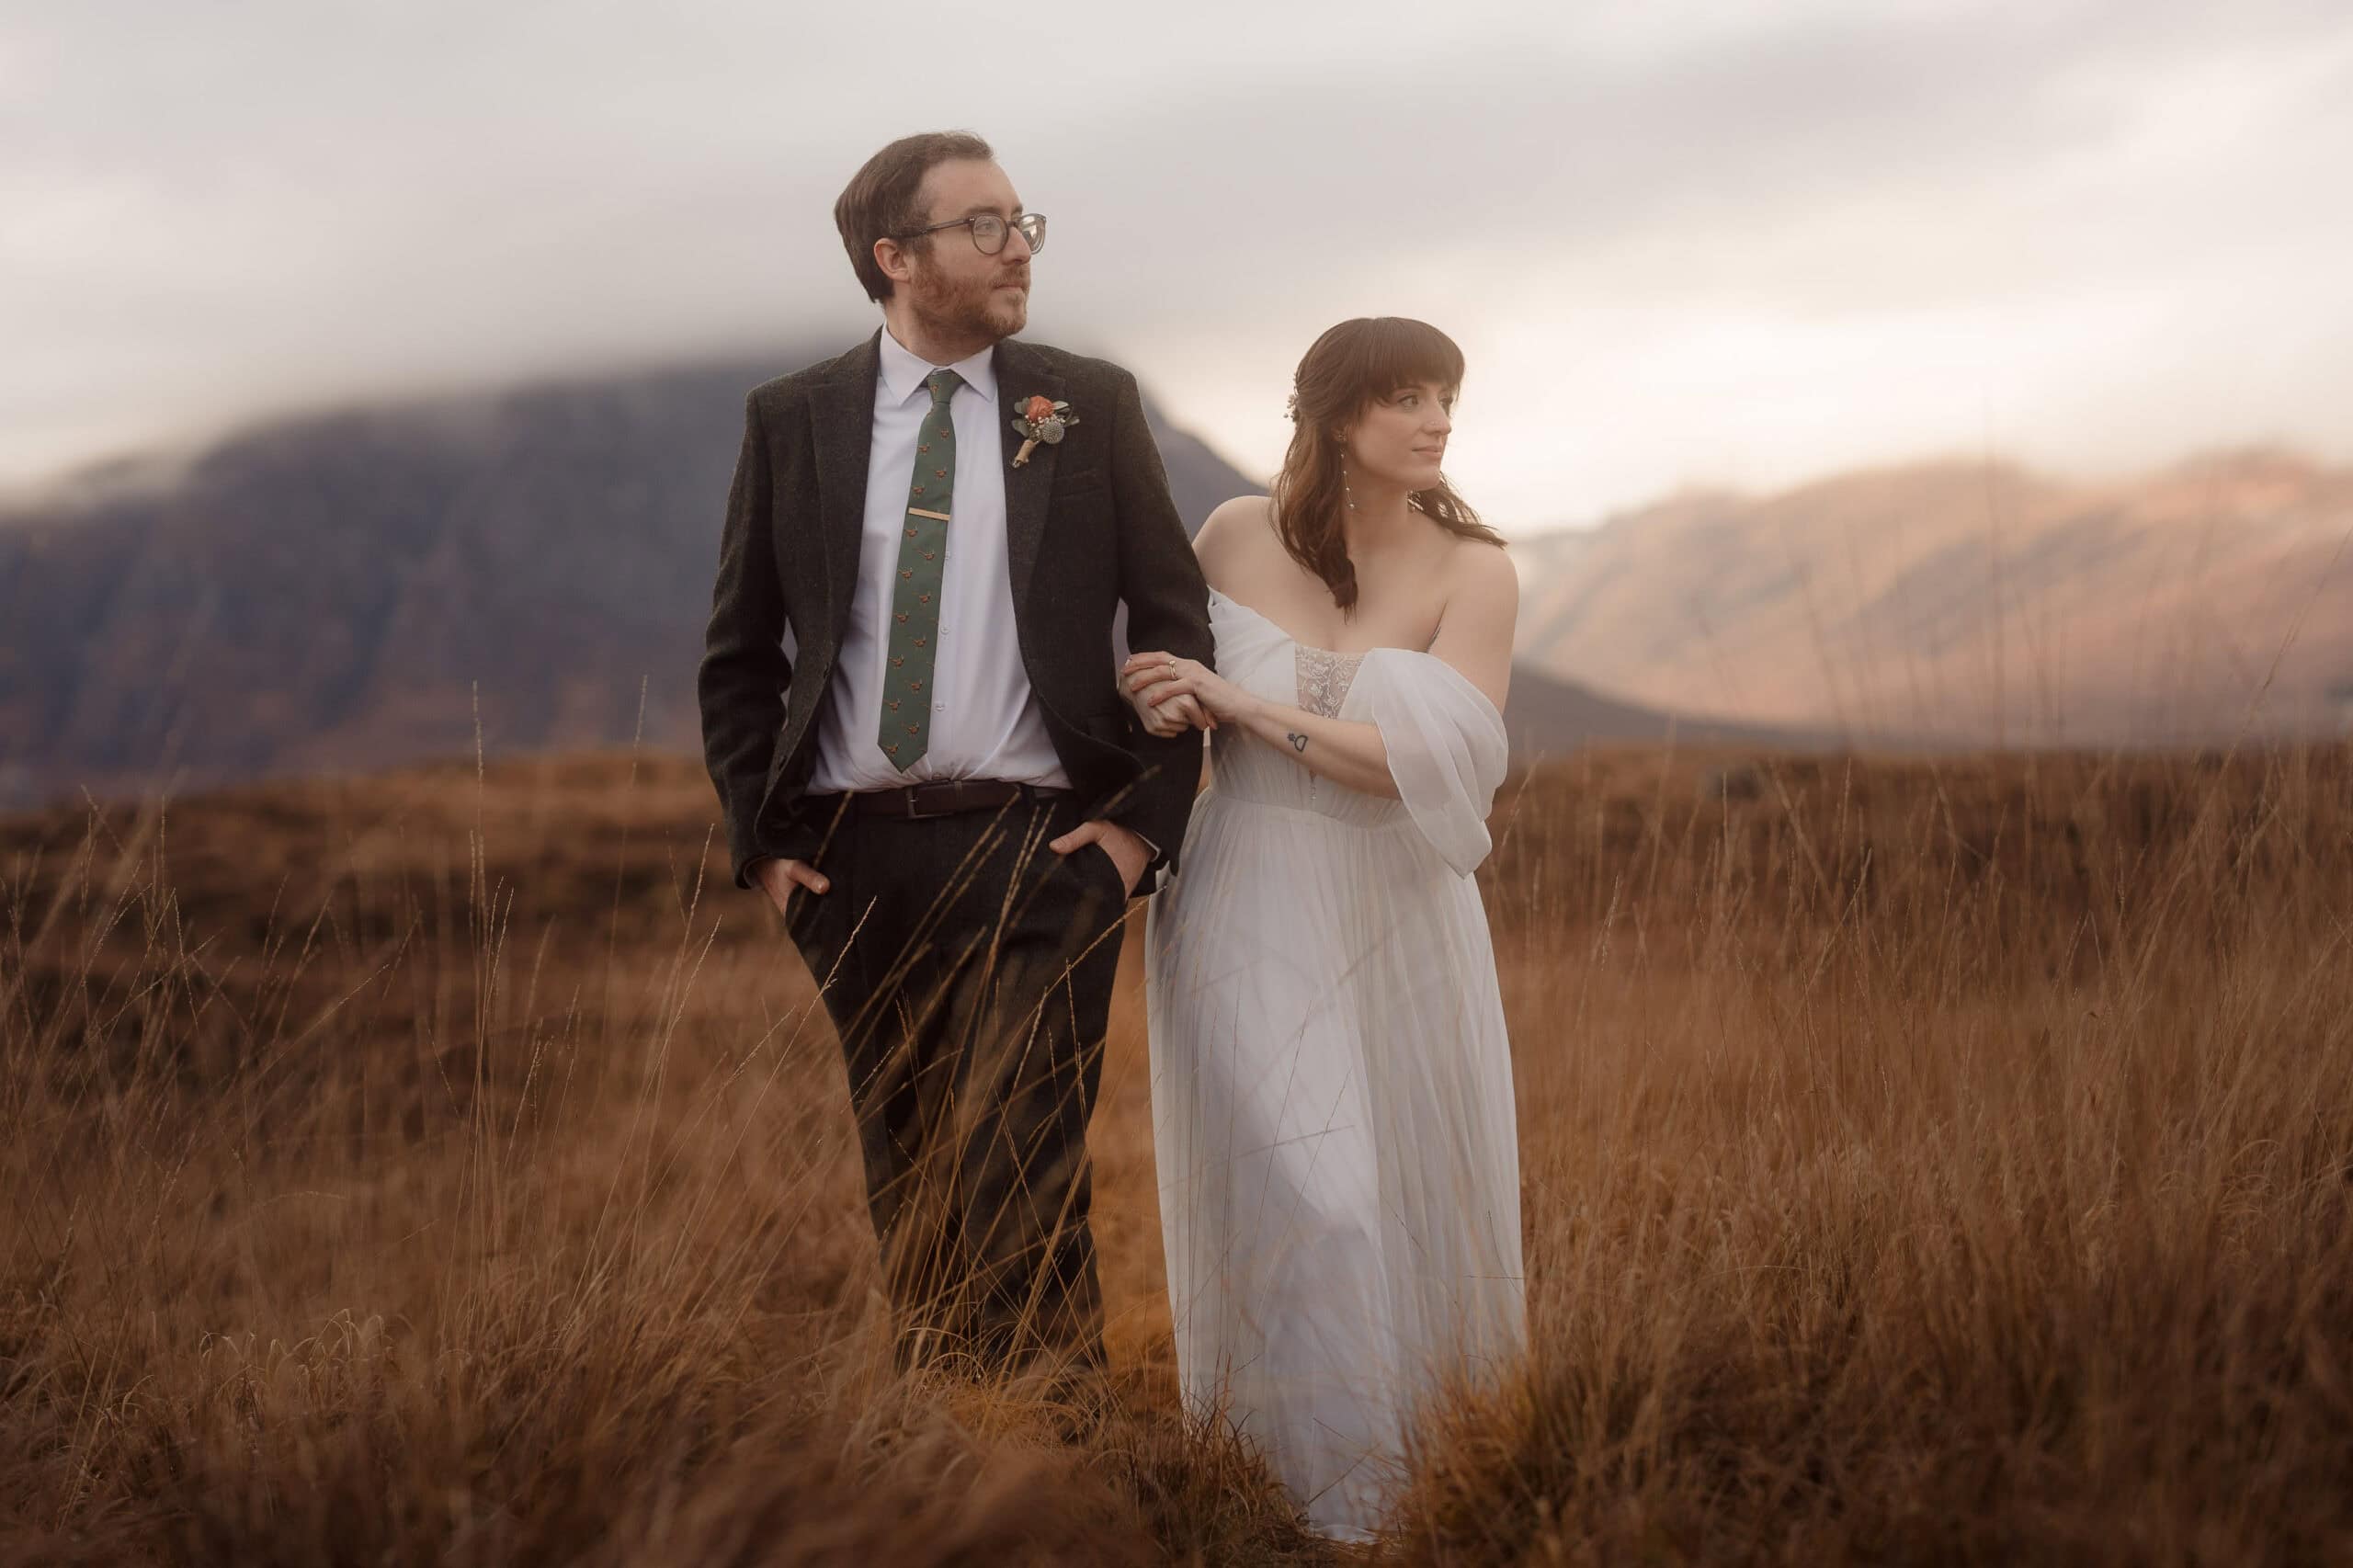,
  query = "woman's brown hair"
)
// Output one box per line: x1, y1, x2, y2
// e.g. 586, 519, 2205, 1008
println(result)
1271, 316, 1504, 614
